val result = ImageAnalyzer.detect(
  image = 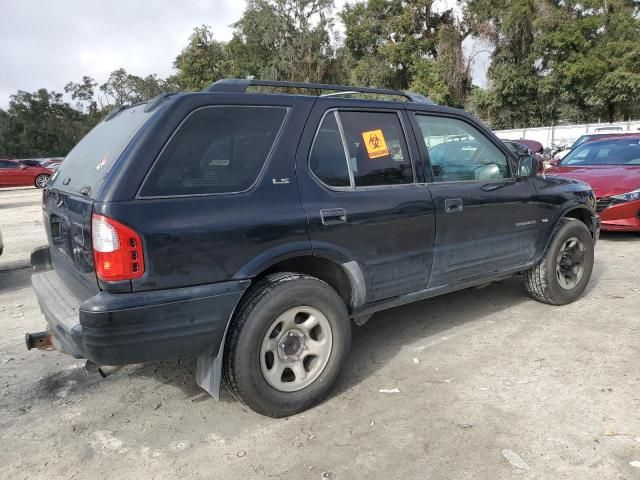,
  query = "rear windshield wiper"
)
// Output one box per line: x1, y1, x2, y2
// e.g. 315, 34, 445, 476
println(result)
79, 185, 92, 197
